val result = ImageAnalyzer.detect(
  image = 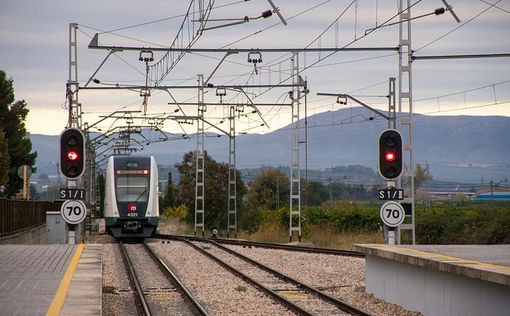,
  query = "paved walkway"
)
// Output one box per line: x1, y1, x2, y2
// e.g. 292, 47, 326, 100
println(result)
0, 245, 75, 315
0, 244, 102, 315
